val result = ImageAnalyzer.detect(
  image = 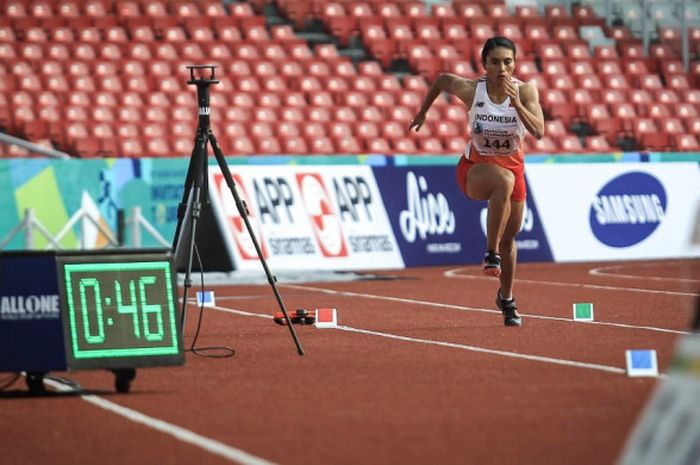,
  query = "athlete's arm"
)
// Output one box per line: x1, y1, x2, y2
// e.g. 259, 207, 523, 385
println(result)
505, 80, 545, 139
409, 73, 476, 132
